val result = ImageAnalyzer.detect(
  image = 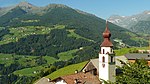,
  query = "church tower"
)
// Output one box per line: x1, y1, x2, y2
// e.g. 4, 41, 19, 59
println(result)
99, 21, 115, 82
